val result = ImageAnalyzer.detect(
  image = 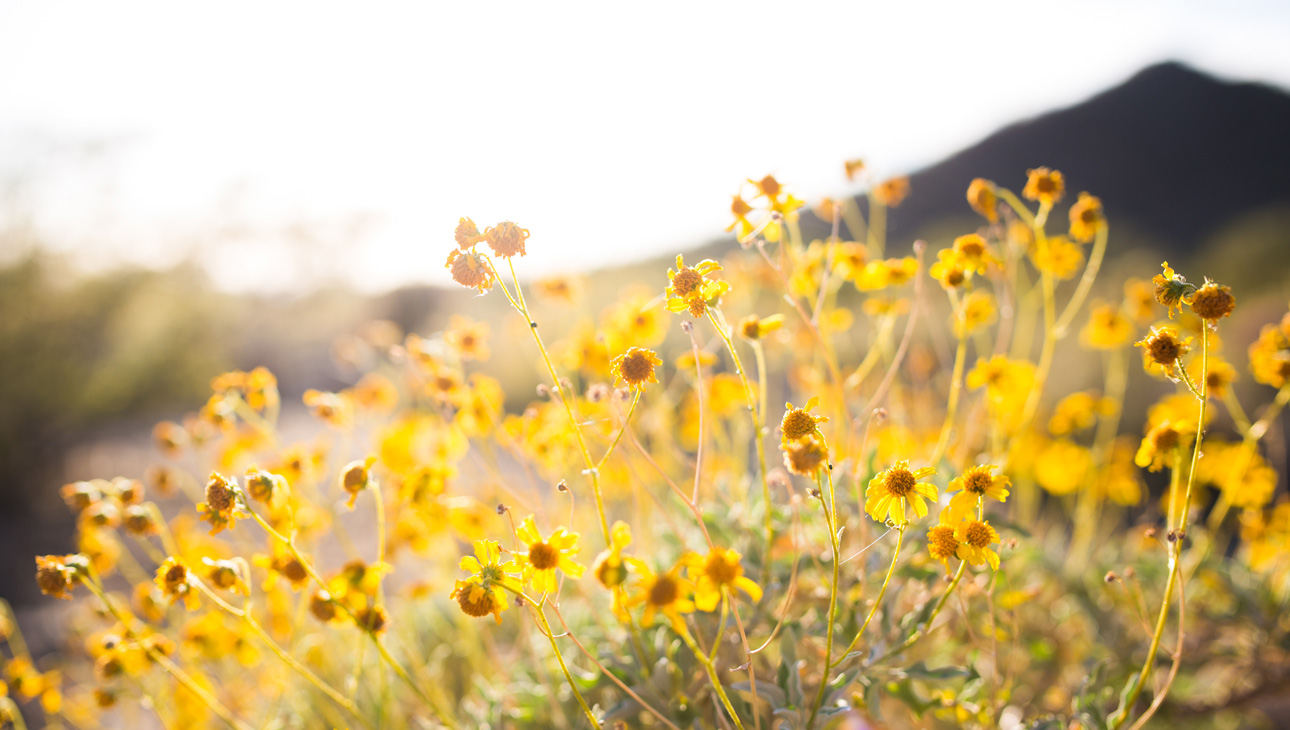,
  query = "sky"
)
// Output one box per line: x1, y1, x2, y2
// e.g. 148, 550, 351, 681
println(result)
2, 0, 1290, 293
